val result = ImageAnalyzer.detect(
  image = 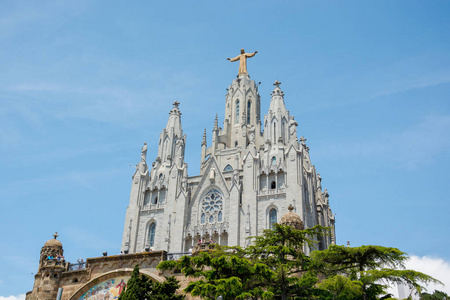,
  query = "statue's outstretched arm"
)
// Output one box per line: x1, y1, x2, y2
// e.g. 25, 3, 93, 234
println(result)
246, 51, 257, 58
228, 55, 240, 62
